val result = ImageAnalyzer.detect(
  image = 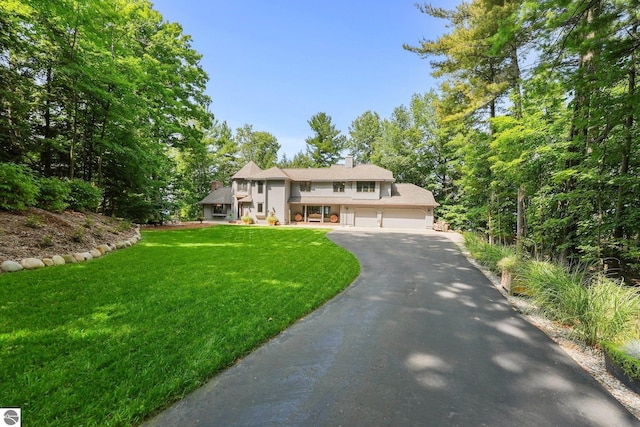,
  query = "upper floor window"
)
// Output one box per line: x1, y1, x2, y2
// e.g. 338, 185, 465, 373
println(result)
257, 181, 264, 194
300, 182, 311, 192
333, 182, 345, 193
237, 181, 248, 192
356, 181, 376, 193
257, 203, 264, 213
